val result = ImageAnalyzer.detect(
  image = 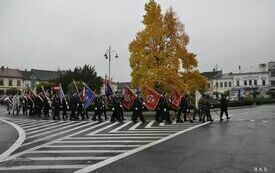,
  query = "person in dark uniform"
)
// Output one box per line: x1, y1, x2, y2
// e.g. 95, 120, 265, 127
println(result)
34, 95, 43, 118
202, 95, 213, 122
118, 92, 125, 121
61, 96, 68, 120
155, 95, 164, 122
42, 95, 50, 118
101, 95, 108, 120
28, 95, 35, 116
132, 95, 146, 123
69, 94, 78, 121
77, 96, 85, 120
198, 96, 204, 121
22, 95, 28, 115
220, 94, 230, 121
52, 95, 61, 120
110, 95, 122, 123
92, 96, 103, 121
